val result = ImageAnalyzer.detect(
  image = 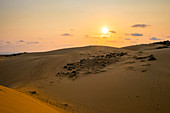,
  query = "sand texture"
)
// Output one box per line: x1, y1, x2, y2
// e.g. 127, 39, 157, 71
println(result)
0, 85, 61, 113
0, 45, 170, 113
